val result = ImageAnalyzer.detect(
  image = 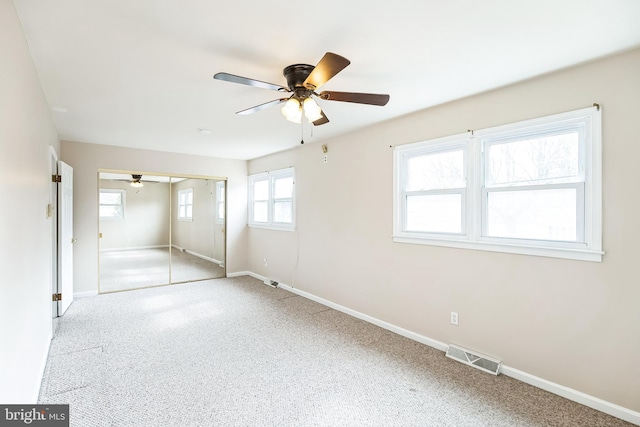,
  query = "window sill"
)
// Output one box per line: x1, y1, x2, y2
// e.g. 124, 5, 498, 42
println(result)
249, 224, 295, 232
392, 235, 603, 262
